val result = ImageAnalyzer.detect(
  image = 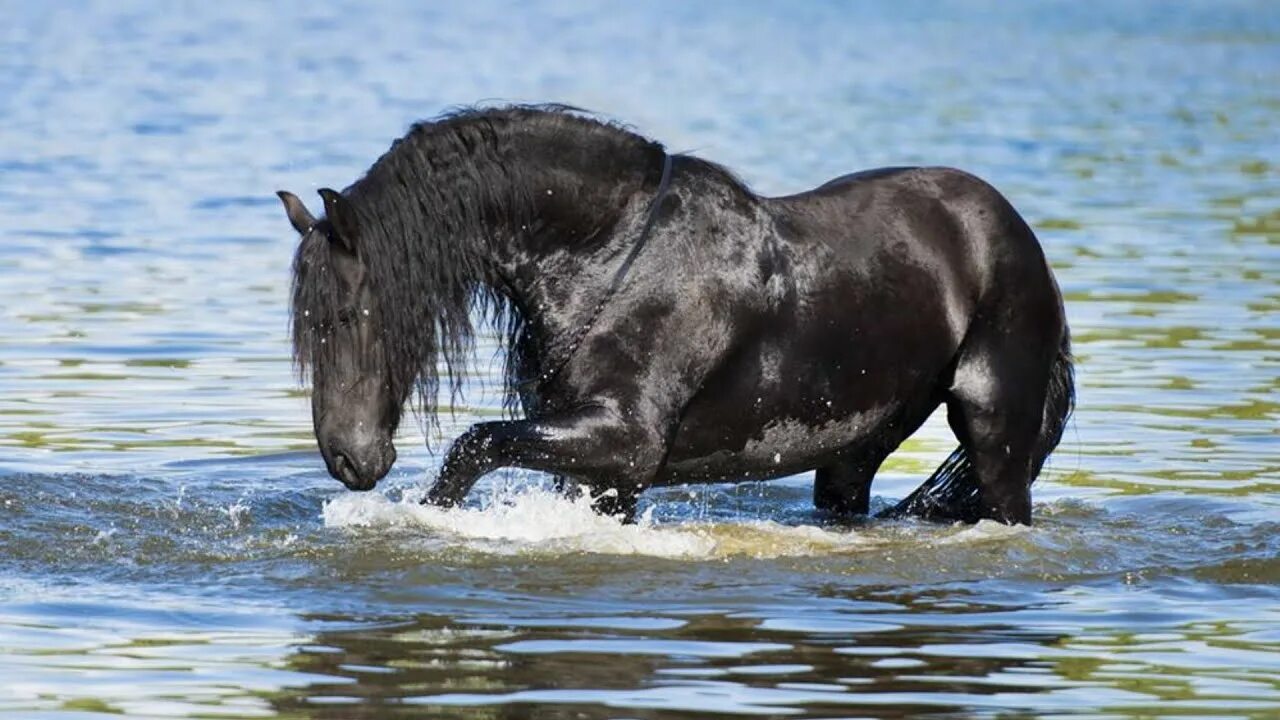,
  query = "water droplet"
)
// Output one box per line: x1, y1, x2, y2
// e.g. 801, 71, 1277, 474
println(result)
773, 452, 781, 464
